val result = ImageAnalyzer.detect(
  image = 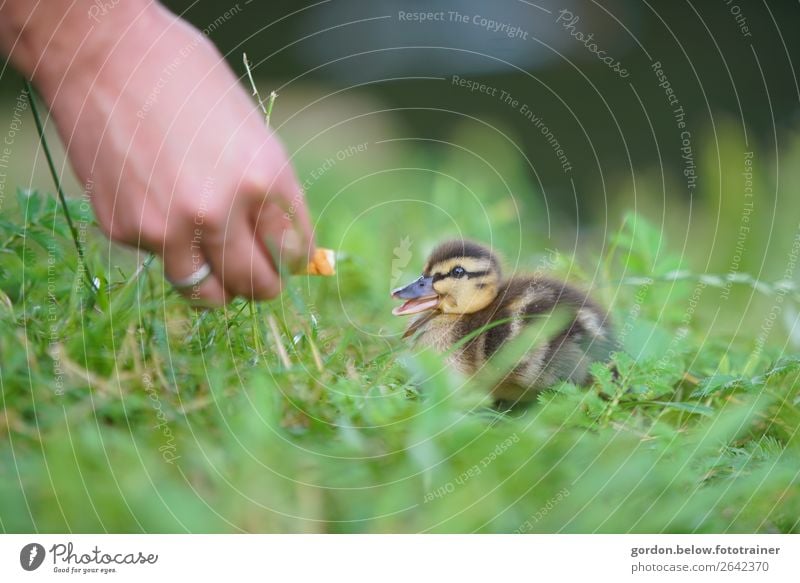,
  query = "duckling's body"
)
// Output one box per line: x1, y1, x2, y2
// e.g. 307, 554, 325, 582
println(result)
393, 240, 615, 400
